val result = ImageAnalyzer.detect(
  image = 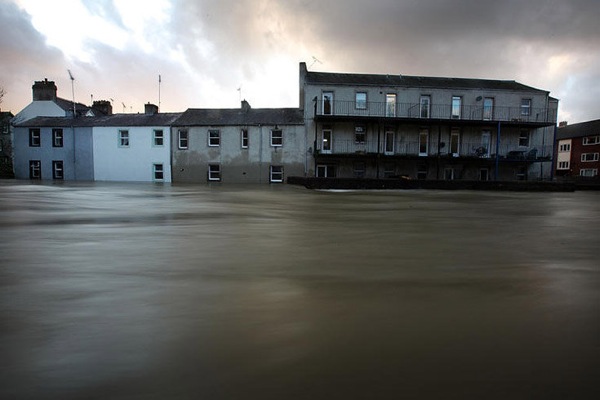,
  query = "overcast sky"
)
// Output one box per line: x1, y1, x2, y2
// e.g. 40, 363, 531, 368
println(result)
1, 0, 599, 123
